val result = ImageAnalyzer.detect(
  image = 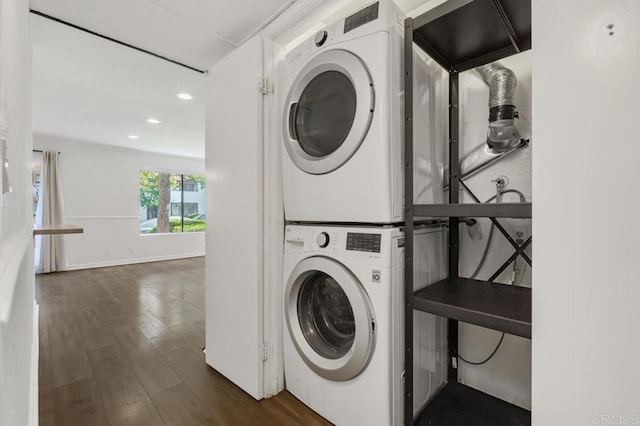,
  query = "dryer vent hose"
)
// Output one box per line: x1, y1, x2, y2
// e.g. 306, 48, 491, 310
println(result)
475, 63, 520, 153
